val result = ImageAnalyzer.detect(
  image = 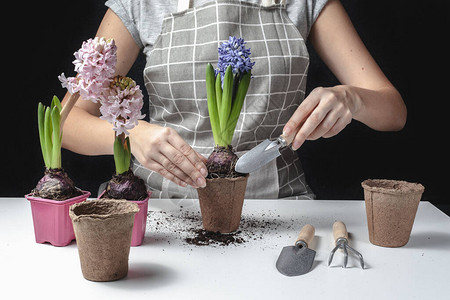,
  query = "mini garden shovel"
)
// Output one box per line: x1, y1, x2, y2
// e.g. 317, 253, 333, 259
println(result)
276, 224, 316, 277
235, 134, 294, 173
